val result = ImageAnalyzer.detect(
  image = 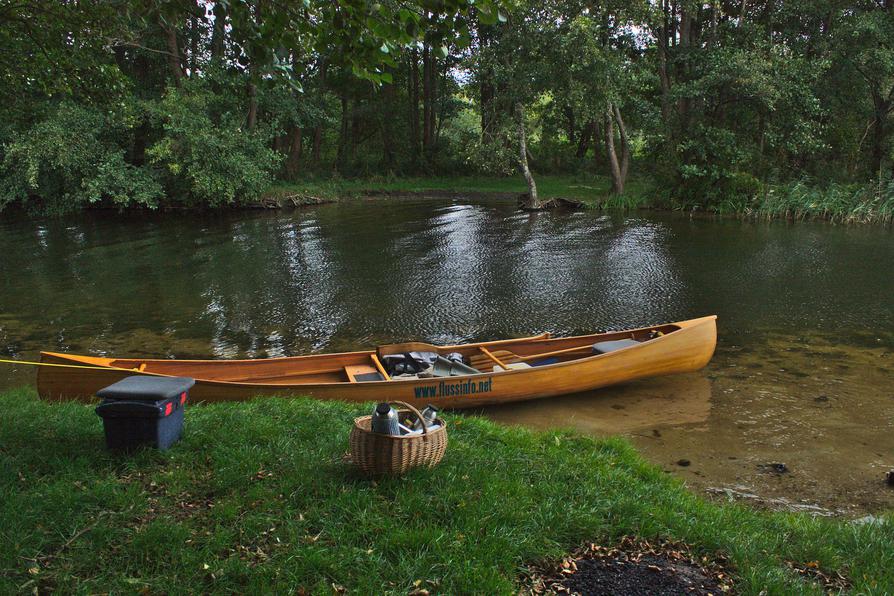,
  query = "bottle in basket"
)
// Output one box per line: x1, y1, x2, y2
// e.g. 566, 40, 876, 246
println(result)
371, 402, 400, 435
412, 404, 441, 431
